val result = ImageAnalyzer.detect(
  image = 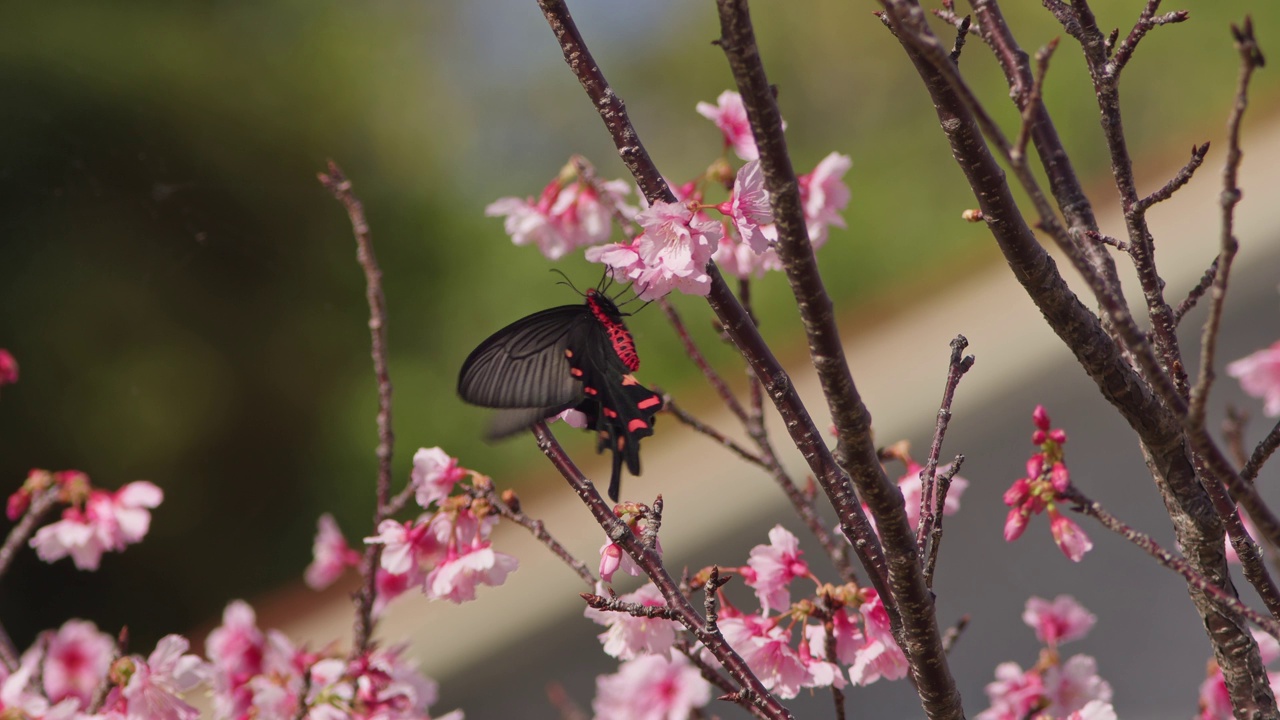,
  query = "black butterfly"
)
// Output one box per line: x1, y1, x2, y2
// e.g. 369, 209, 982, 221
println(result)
457, 287, 662, 501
